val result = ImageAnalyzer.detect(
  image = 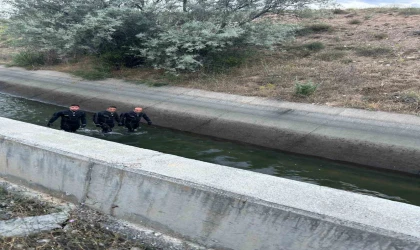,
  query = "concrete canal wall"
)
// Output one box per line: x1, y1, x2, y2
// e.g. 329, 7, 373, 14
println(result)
1, 117, 419, 250
1, 66, 420, 175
